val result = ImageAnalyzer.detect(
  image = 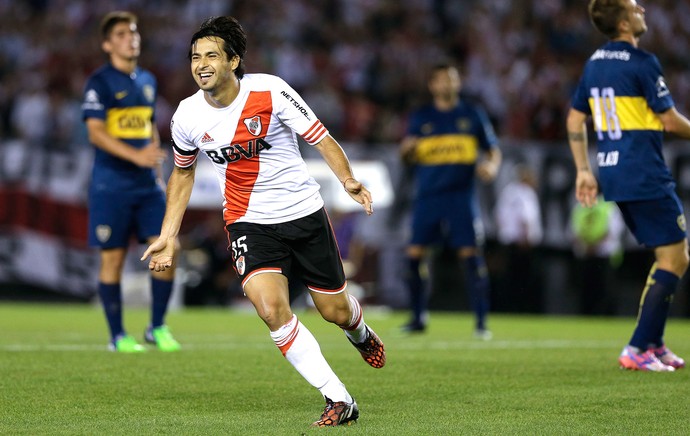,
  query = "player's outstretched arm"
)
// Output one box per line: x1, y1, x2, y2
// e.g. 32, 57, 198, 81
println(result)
314, 135, 373, 216
141, 164, 197, 271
